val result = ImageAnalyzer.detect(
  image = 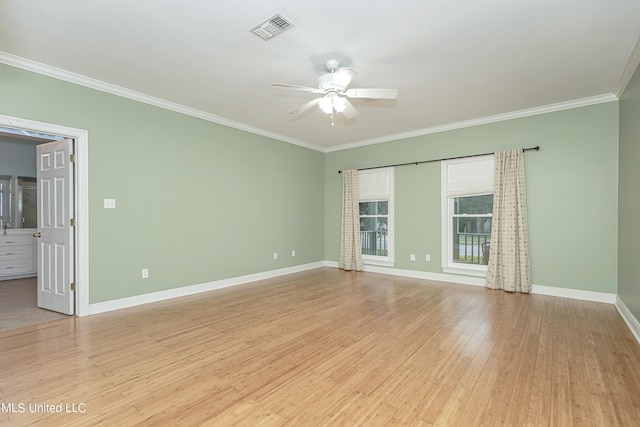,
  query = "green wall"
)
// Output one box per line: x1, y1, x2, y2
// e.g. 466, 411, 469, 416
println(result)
619, 61, 640, 319
0, 61, 624, 305
325, 103, 619, 293
0, 64, 325, 303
